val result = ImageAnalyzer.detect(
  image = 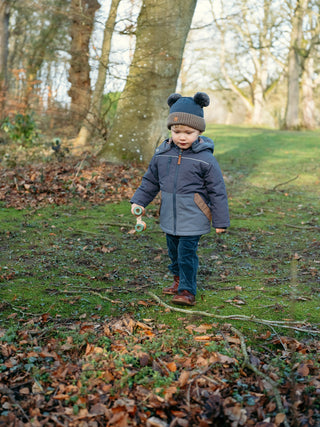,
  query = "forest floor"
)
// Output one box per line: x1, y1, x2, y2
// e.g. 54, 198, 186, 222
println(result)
0, 126, 319, 426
